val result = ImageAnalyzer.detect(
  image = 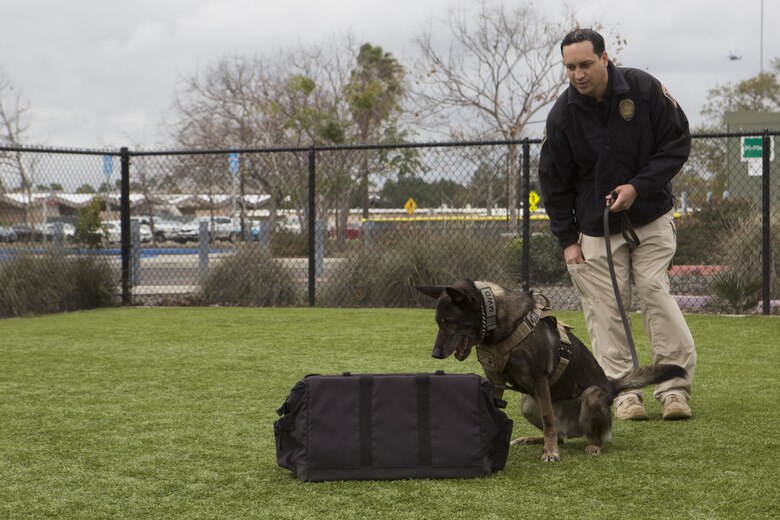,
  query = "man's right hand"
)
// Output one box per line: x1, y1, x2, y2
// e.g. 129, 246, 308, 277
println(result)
564, 243, 585, 265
